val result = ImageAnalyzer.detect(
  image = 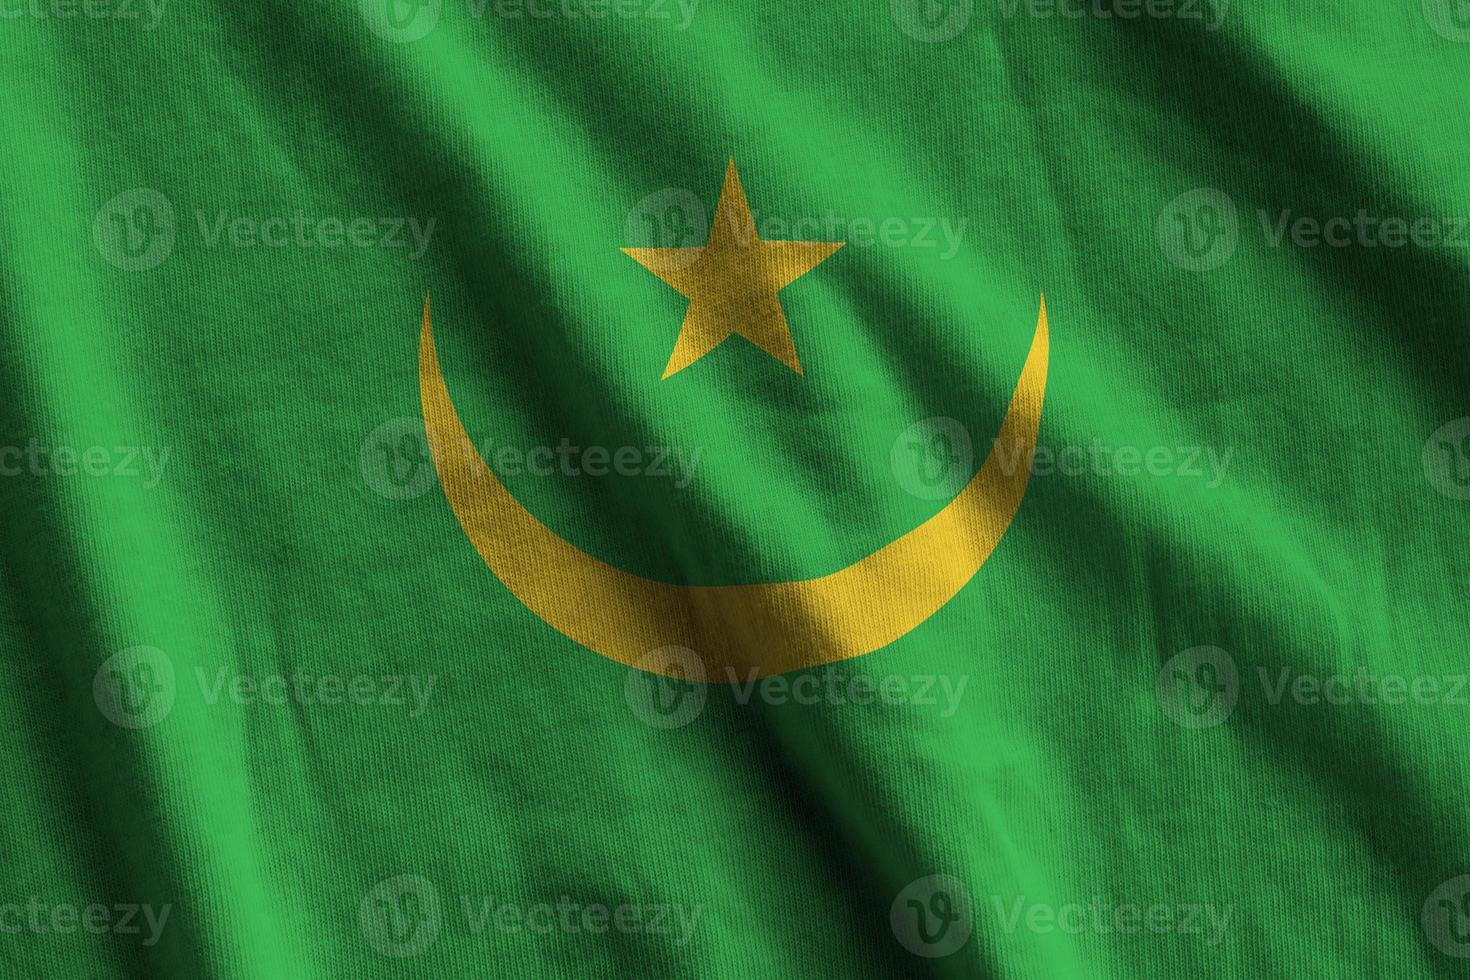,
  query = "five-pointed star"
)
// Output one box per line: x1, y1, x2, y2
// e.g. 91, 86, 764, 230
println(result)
623, 160, 844, 379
